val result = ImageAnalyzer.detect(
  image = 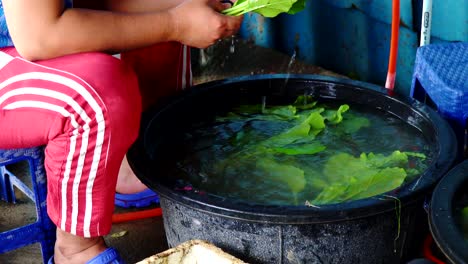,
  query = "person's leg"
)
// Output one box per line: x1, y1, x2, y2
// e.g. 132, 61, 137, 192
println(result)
54, 229, 106, 264
0, 48, 141, 262
116, 42, 191, 195
114, 153, 147, 194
